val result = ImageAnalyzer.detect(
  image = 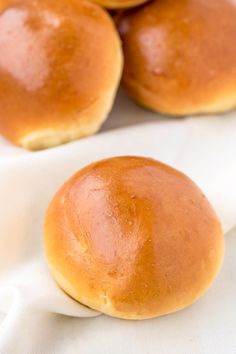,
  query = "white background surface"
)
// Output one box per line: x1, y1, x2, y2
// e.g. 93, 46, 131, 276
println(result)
0, 91, 235, 354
